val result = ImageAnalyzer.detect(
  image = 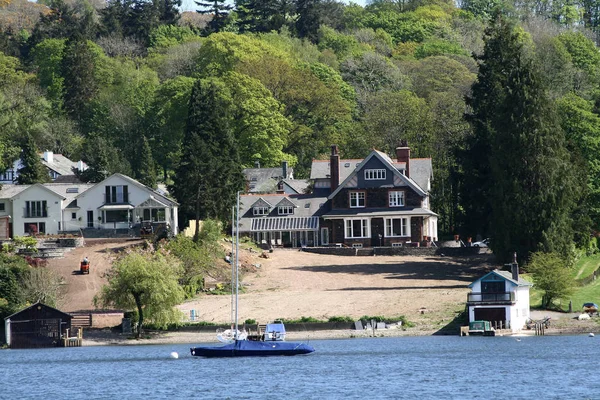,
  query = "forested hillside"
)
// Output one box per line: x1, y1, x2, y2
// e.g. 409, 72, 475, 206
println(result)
2, 0, 600, 261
